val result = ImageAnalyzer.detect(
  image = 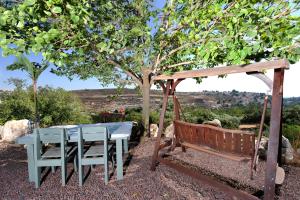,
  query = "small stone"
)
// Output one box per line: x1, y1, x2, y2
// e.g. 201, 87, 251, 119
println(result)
164, 124, 174, 138
203, 119, 222, 127
150, 124, 158, 137
275, 166, 285, 185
